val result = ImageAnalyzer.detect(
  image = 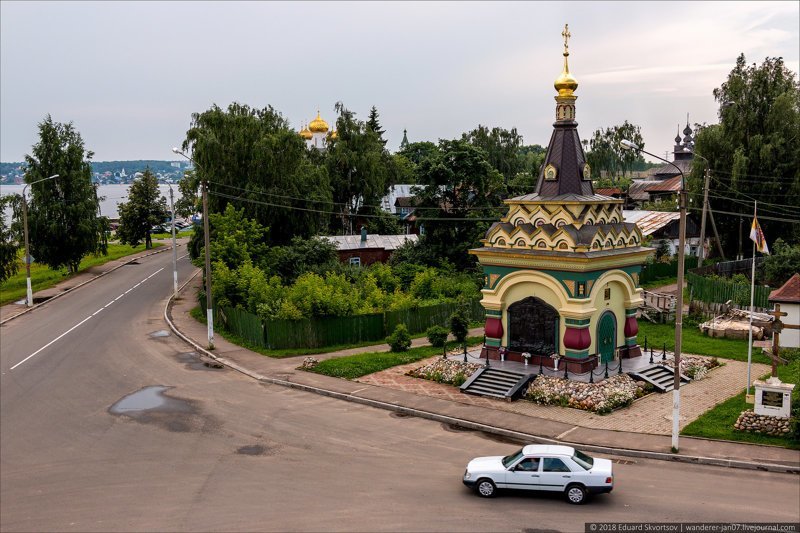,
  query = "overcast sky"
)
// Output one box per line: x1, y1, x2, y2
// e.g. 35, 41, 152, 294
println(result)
1, 1, 798, 163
